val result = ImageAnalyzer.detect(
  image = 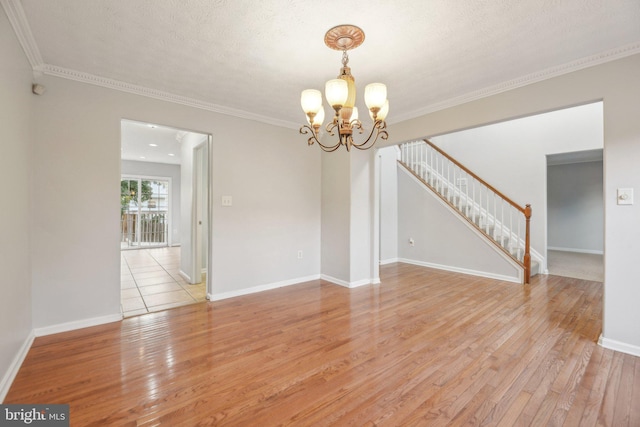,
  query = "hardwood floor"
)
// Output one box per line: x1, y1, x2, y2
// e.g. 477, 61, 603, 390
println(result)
6, 264, 639, 426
